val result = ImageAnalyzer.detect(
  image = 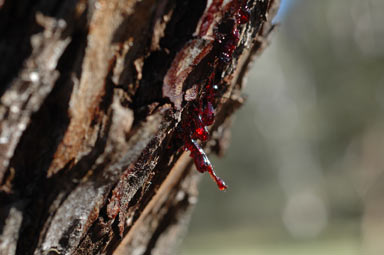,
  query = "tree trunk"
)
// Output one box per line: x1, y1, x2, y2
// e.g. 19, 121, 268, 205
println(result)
0, 0, 278, 254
